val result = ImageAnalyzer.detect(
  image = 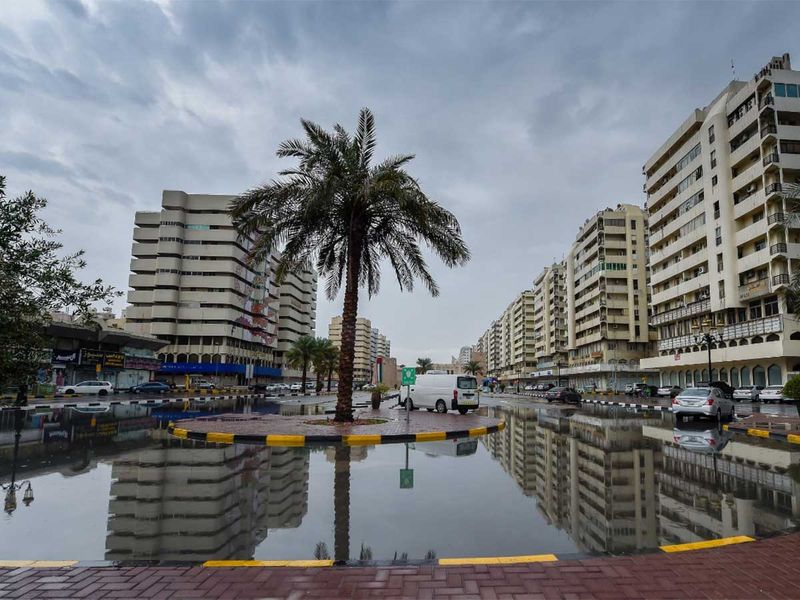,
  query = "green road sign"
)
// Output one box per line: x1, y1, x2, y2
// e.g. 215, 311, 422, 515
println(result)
401, 367, 417, 386
400, 468, 414, 489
